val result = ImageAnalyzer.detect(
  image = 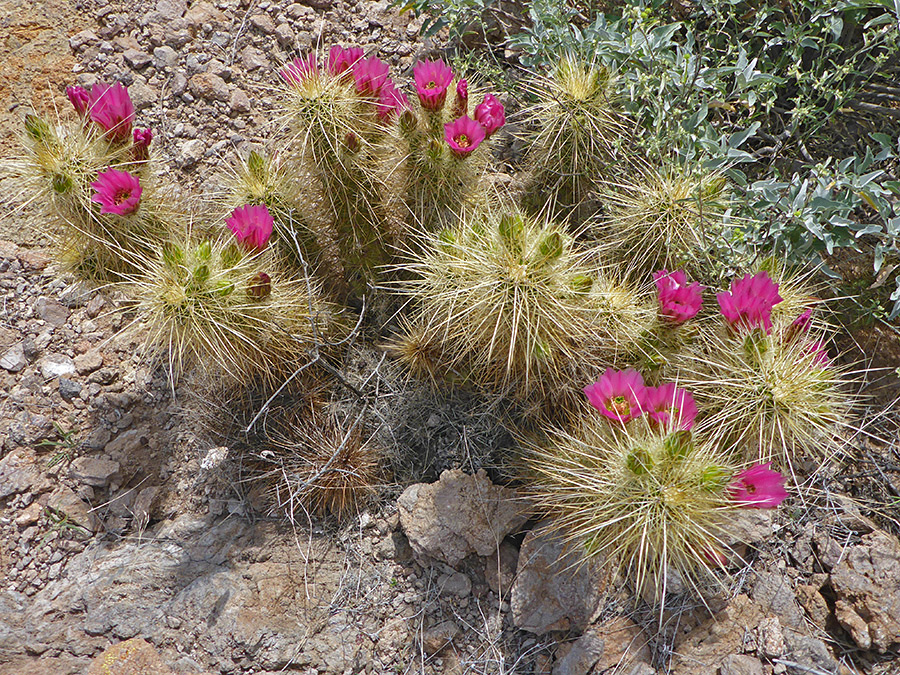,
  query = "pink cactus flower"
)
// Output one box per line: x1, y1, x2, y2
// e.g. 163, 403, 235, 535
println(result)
377, 80, 409, 120
451, 78, 468, 117
352, 56, 391, 97
413, 59, 454, 111
279, 54, 318, 86
583, 368, 646, 423
474, 94, 505, 137
88, 82, 134, 141
66, 86, 91, 116
641, 382, 698, 431
226, 204, 274, 252
326, 45, 364, 76
132, 128, 153, 162
444, 116, 485, 157
653, 269, 703, 323
728, 463, 789, 509
90, 168, 142, 216
716, 271, 783, 334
